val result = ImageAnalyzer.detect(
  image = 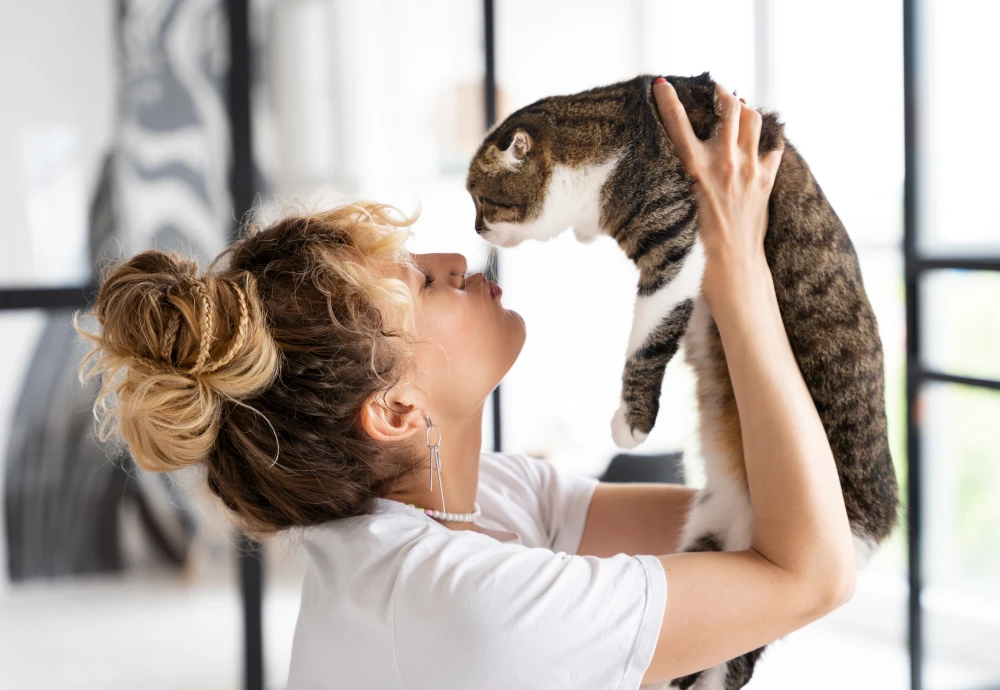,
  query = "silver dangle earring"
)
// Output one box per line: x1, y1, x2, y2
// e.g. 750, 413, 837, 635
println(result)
401, 415, 481, 524
425, 415, 445, 514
